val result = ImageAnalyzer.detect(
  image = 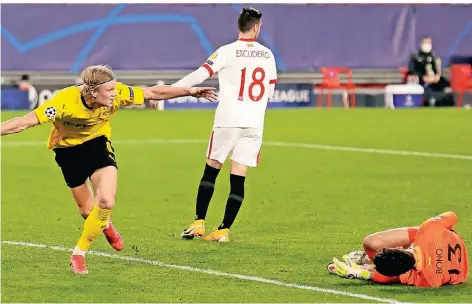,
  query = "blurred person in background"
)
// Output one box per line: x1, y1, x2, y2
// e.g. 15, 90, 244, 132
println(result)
408, 36, 454, 106
17, 74, 38, 109
18, 74, 31, 91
